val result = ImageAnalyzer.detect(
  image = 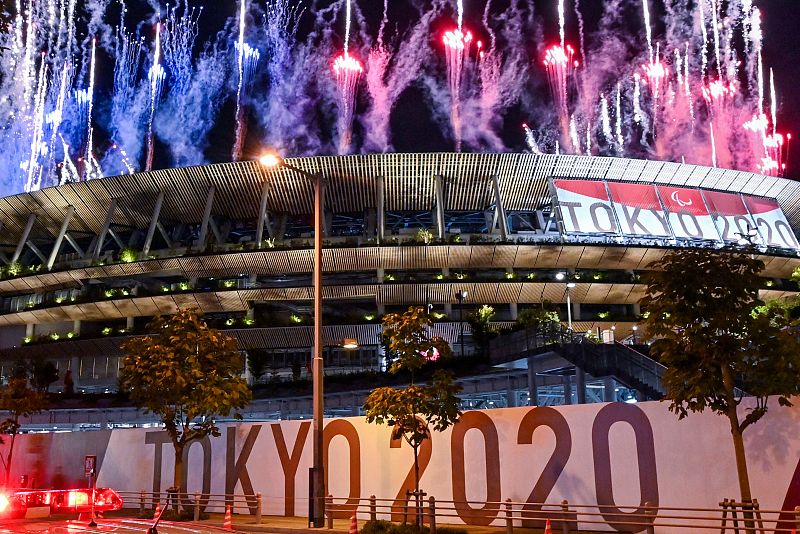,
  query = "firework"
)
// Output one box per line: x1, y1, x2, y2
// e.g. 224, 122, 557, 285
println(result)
232, 0, 261, 162
333, 0, 363, 154
146, 22, 166, 172
543, 44, 578, 151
